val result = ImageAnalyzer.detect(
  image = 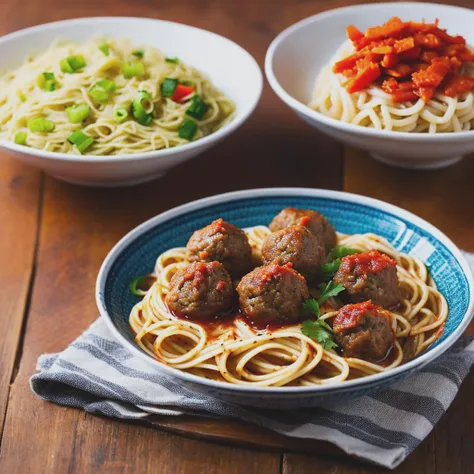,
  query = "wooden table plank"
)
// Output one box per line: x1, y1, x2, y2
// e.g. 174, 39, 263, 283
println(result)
0, 157, 41, 439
